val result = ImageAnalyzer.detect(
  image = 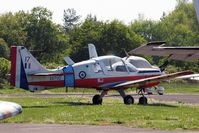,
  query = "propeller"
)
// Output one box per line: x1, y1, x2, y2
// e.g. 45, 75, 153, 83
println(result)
159, 54, 173, 72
